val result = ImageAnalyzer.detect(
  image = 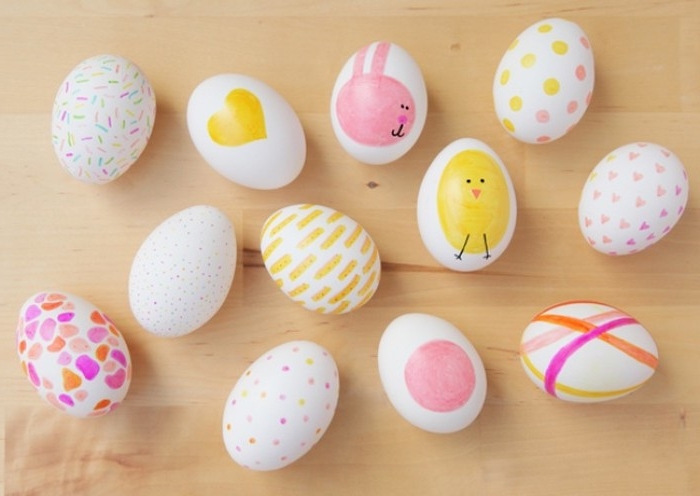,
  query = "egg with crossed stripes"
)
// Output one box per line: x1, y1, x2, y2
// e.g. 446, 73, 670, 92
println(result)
520, 300, 659, 403
260, 204, 381, 314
